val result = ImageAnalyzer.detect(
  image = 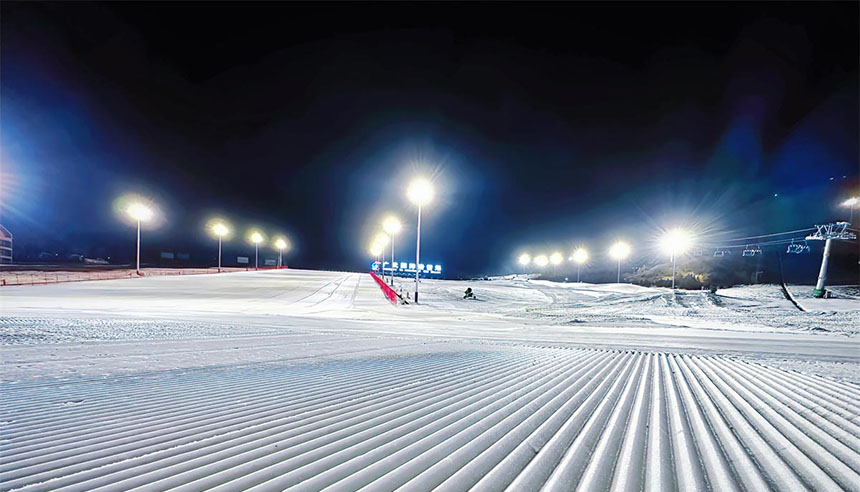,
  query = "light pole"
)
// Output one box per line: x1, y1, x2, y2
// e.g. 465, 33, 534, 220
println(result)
250, 232, 263, 270
126, 203, 153, 276
659, 228, 692, 290
383, 216, 402, 285
212, 223, 229, 273
571, 247, 588, 282
842, 197, 858, 225
609, 241, 631, 283
275, 238, 288, 268
407, 178, 434, 303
